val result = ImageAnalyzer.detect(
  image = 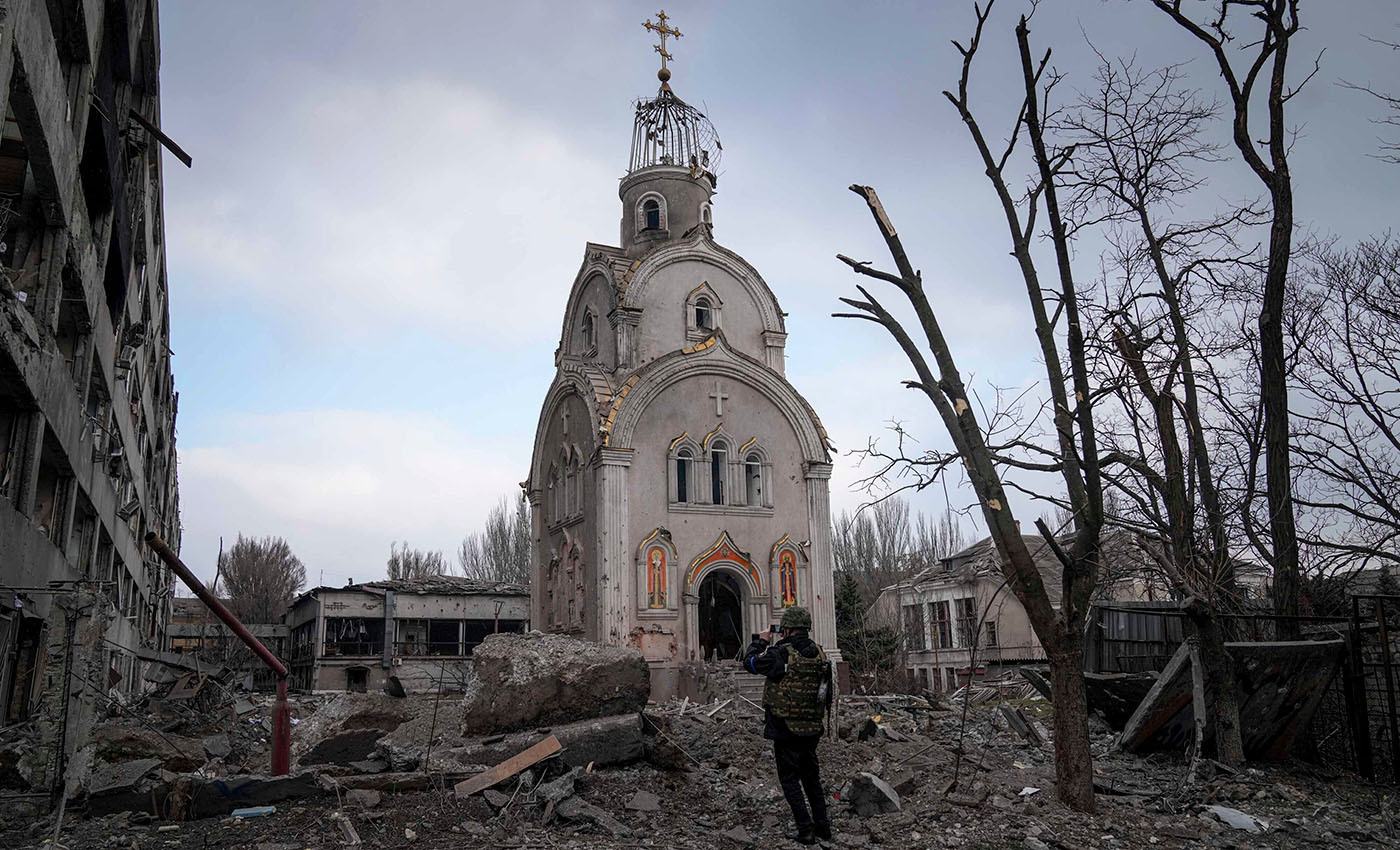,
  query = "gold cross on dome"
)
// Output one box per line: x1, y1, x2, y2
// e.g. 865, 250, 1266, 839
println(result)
643, 10, 683, 76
